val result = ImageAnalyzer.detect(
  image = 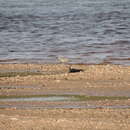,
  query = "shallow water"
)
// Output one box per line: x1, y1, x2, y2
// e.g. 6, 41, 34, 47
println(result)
0, 96, 74, 102
0, 0, 130, 65
0, 95, 130, 109
0, 104, 130, 109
